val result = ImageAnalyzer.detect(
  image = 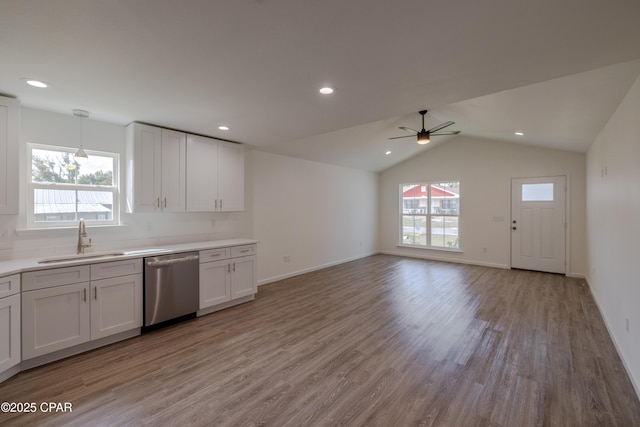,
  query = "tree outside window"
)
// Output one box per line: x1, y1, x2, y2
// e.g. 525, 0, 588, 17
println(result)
29, 145, 119, 227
